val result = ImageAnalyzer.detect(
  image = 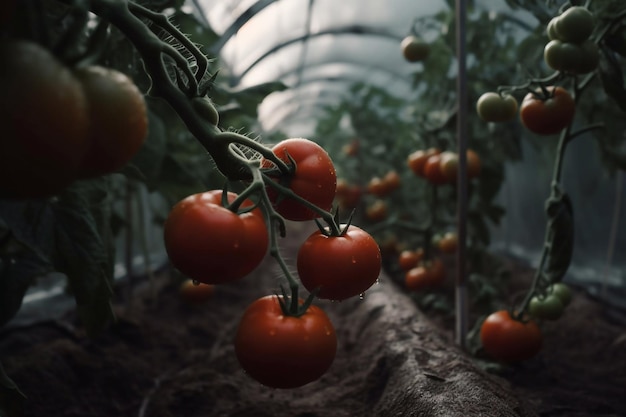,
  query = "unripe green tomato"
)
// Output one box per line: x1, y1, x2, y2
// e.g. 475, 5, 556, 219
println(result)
192, 96, 220, 126
529, 293, 565, 320
549, 282, 572, 307
543, 40, 581, 73
401, 35, 430, 62
554, 6, 594, 43
547, 17, 561, 41
476, 92, 518, 122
